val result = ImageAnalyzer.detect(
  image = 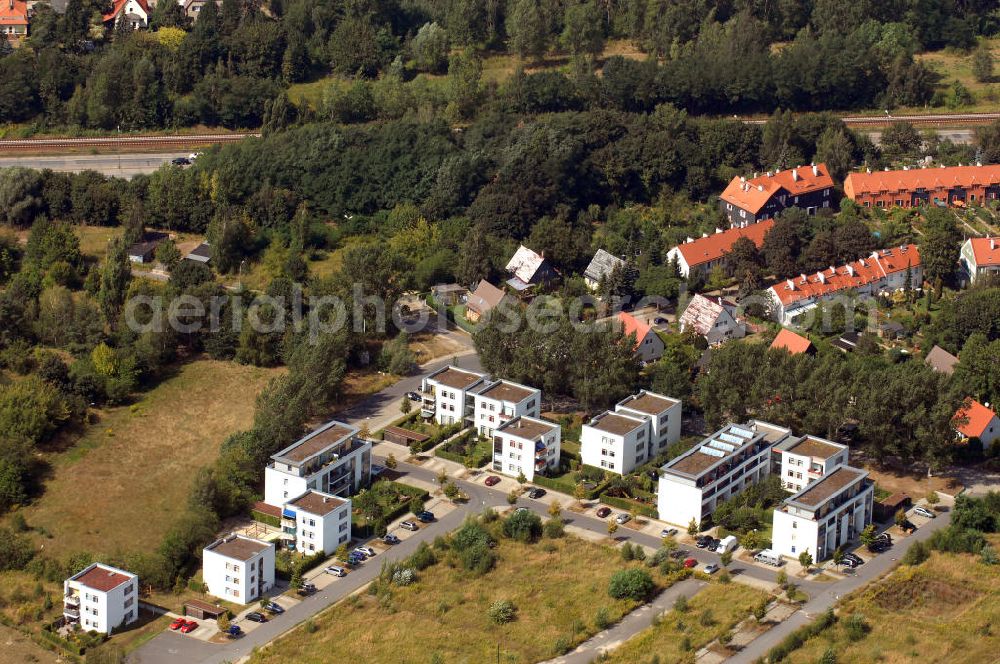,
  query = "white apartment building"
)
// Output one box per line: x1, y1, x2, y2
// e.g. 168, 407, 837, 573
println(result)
493, 416, 561, 481
772, 433, 849, 493
420, 366, 488, 426
472, 379, 541, 438
581, 391, 682, 475
281, 490, 352, 556
581, 410, 649, 475
657, 422, 790, 528
772, 466, 874, 561
203, 535, 275, 605
264, 420, 371, 507
63, 563, 138, 634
